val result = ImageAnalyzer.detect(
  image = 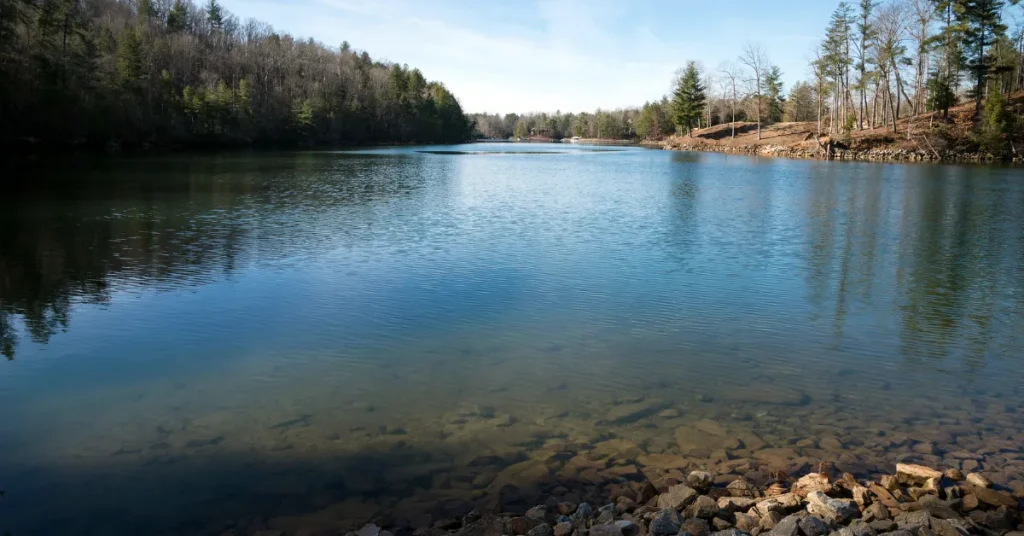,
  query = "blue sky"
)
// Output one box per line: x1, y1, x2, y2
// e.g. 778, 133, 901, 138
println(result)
218, 0, 848, 114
